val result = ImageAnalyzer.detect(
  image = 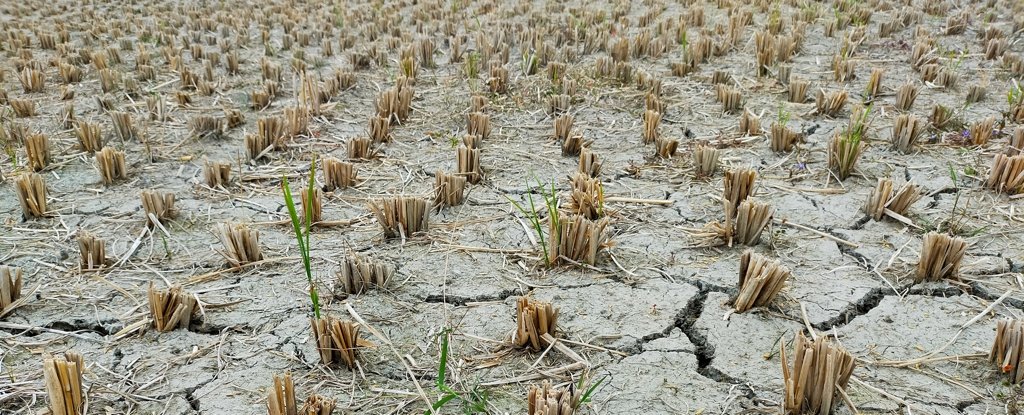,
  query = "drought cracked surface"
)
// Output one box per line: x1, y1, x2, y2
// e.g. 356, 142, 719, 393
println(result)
2, 0, 1024, 413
